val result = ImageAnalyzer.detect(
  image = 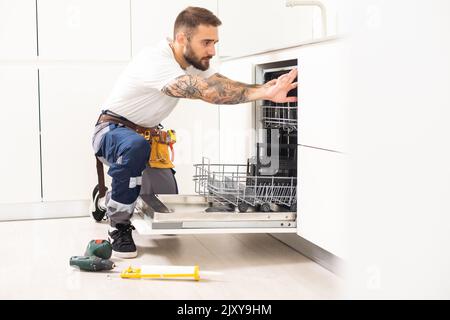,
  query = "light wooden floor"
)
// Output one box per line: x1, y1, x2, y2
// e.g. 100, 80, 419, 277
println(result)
0, 217, 343, 299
